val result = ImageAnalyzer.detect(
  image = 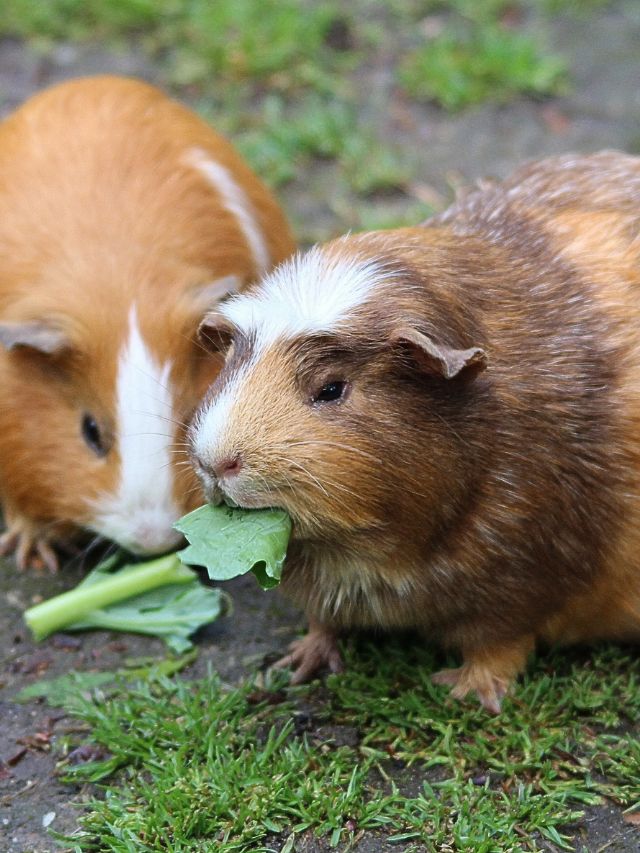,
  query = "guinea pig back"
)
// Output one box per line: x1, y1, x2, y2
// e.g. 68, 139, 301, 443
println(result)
0, 75, 294, 570
190, 151, 640, 711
